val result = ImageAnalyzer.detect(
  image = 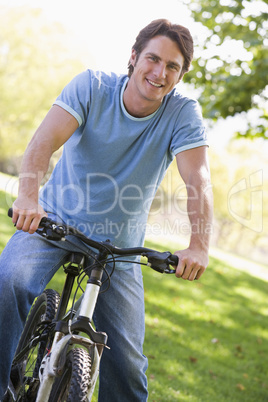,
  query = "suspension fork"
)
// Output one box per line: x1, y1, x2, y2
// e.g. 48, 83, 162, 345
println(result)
36, 248, 109, 402
79, 246, 109, 321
